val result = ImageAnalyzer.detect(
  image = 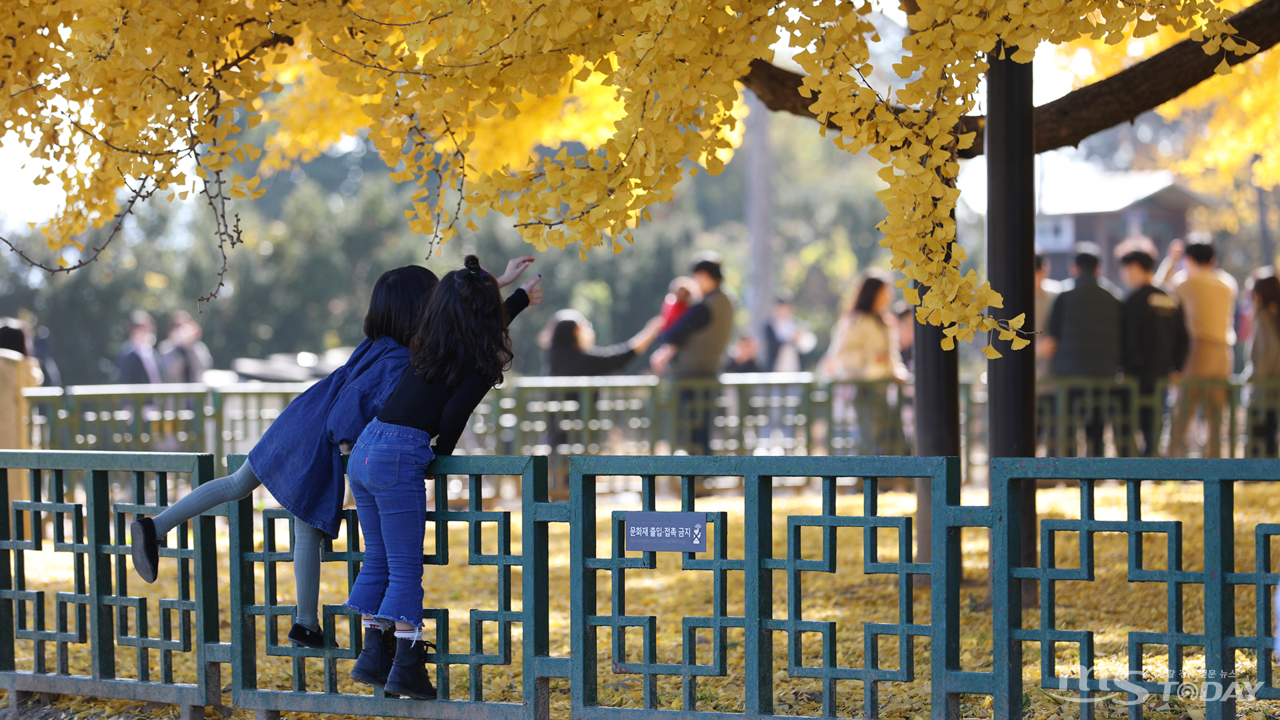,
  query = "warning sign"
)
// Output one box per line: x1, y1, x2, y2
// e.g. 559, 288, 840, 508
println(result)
624, 512, 708, 553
